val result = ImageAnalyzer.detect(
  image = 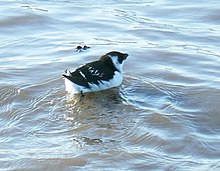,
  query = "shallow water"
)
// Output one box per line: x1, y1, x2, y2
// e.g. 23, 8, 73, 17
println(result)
1, 0, 220, 170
